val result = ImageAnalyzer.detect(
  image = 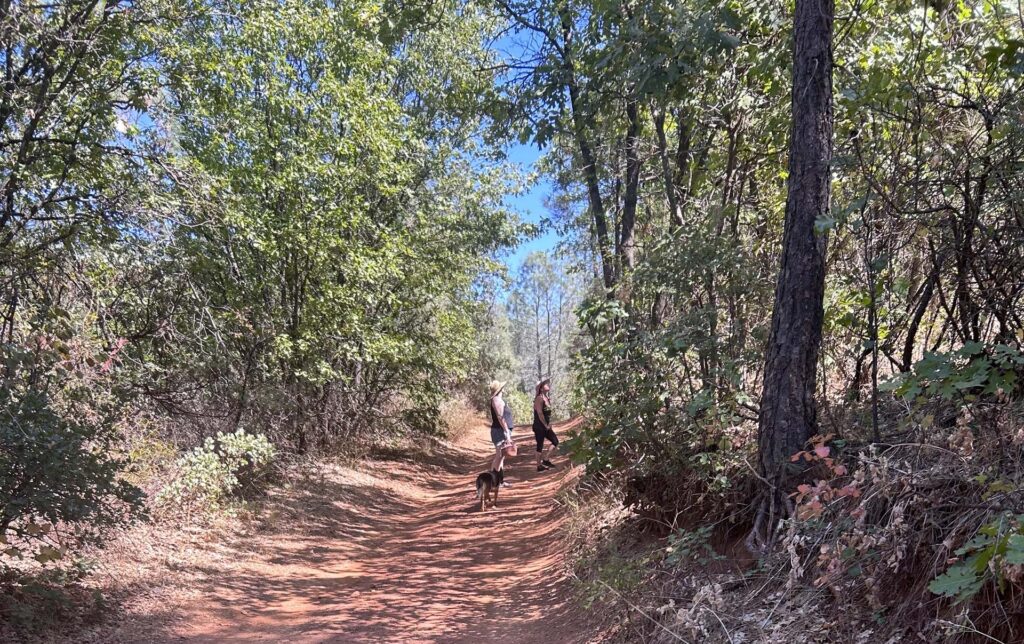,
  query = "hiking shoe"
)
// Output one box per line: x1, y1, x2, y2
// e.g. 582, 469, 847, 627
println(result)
542, 460, 555, 468
537, 465, 547, 472
500, 481, 512, 487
